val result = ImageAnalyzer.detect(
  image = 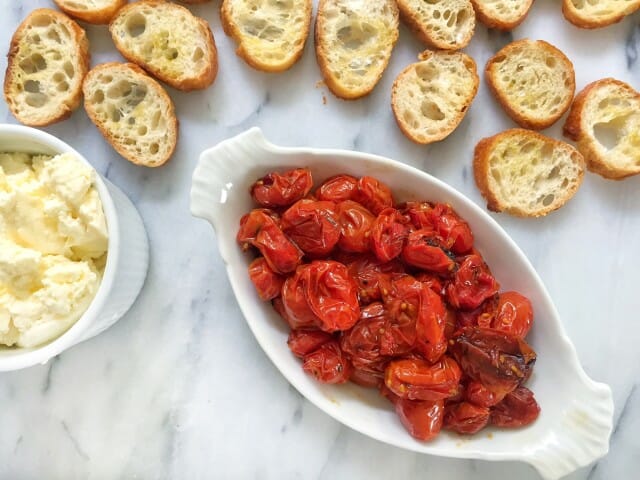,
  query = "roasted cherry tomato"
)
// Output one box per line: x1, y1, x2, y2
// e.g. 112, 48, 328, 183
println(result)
302, 341, 352, 384
281, 199, 340, 256
248, 257, 284, 301
395, 399, 444, 441
403, 202, 473, 255
429, 203, 474, 254
340, 302, 387, 371
350, 367, 385, 388
378, 276, 421, 356
282, 261, 361, 333
402, 229, 456, 274
443, 402, 490, 434
378, 275, 446, 361
305, 261, 361, 331
336, 200, 375, 253
370, 208, 409, 263
281, 268, 319, 330
237, 208, 279, 244
403, 202, 436, 231
490, 386, 540, 428
237, 209, 303, 274
414, 286, 447, 363
272, 297, 298, 329
465, 380, 506, 408
347, 255, 404, 304
353, 176, 394, 215
446, 255, 500, 310
491, 292, 534, 339
287, 329, 334, 358
415, 272, 444, 296
450, 327, 536, 398
456, 294, 499, 329
316, 174, 358, 202
250, 168, 313, 208
384, 356, 462, 401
